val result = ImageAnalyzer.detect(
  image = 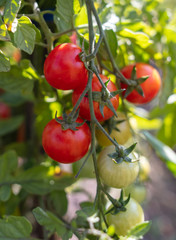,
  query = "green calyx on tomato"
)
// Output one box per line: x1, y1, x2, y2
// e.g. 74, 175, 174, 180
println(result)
55, 110, 84, 131
123, 65, 149, 98
108, 141, 137, 164
106, 190, 130, 215
72, 74, 120, 122
91, 80, 123, 119
120, 63, 161, 104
